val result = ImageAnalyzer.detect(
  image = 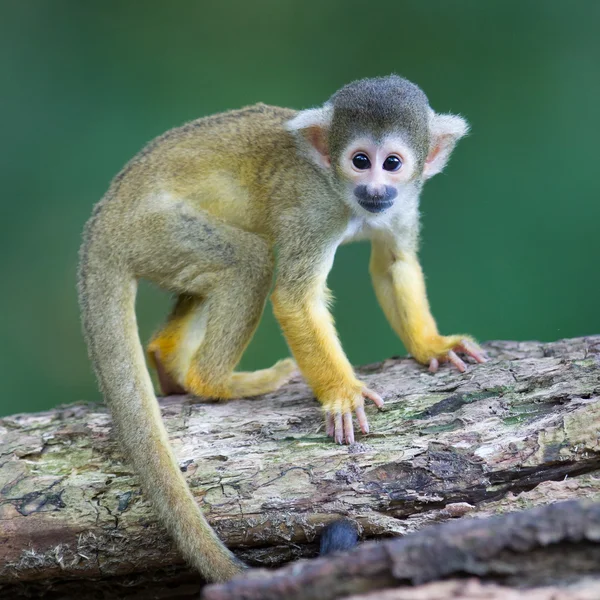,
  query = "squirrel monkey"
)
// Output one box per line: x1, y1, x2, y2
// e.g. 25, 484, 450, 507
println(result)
78, 75, 485, 582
